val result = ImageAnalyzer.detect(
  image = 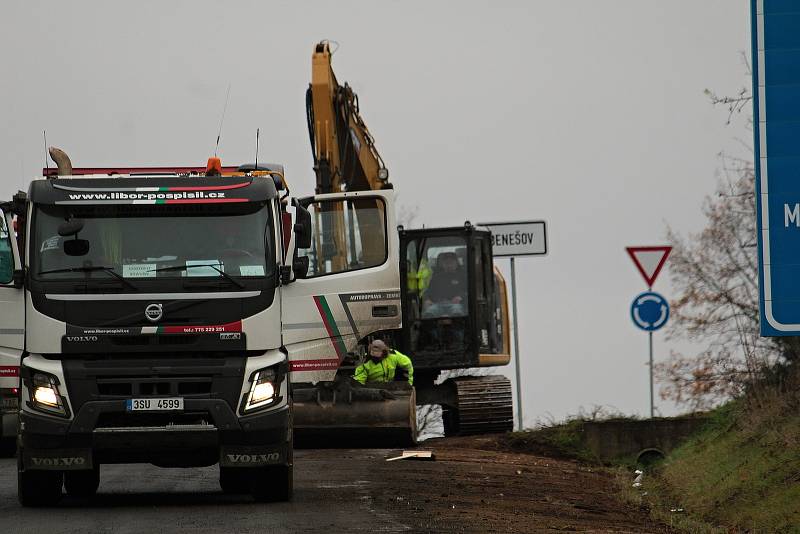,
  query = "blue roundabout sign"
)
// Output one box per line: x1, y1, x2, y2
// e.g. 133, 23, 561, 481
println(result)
630, 291, 669, 332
